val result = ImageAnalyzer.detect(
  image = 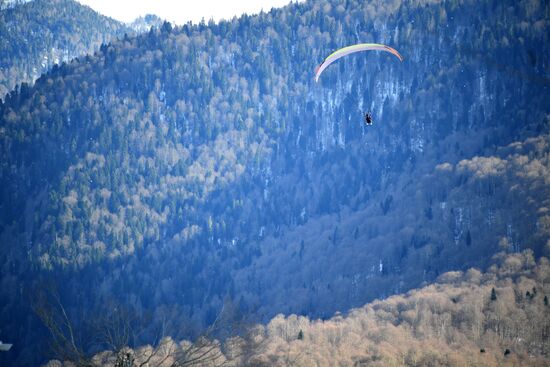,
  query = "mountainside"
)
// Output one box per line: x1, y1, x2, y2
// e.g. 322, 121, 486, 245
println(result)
239, 252, 550, 366
0, 0, 33, 9
0, 0, 549, 365
231, 132, 550, 317
0, 0, 131, 97
50, 252, 550, 366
